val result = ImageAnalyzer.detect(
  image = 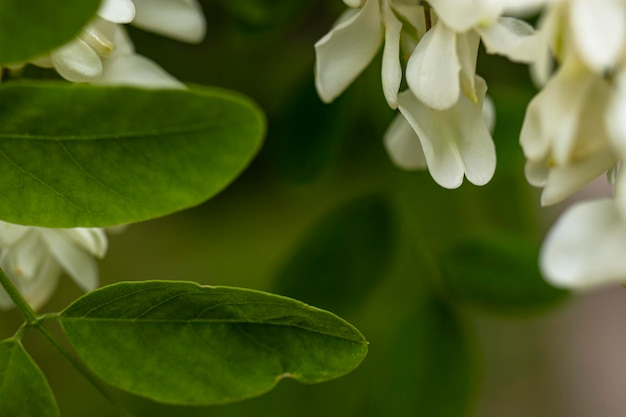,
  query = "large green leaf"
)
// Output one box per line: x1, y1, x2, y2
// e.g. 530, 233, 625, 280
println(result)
59, 281, 368, 405
0, 0, 101, 65
274, 195, 395, 315
0, 82, 265, 227
441, 235, 569, 314
0, 339, 60, 417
